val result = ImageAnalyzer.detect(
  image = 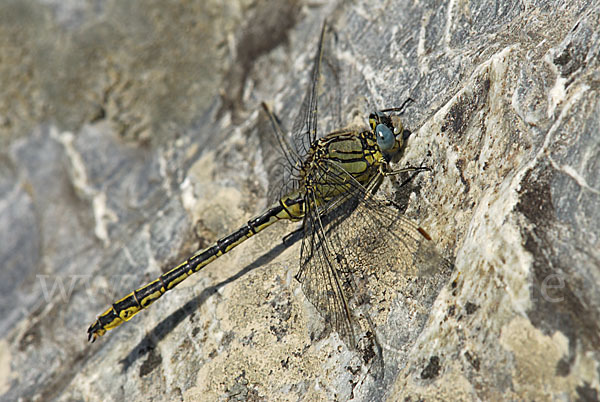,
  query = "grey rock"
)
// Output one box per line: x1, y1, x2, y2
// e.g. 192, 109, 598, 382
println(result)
1, 0, 599, 401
